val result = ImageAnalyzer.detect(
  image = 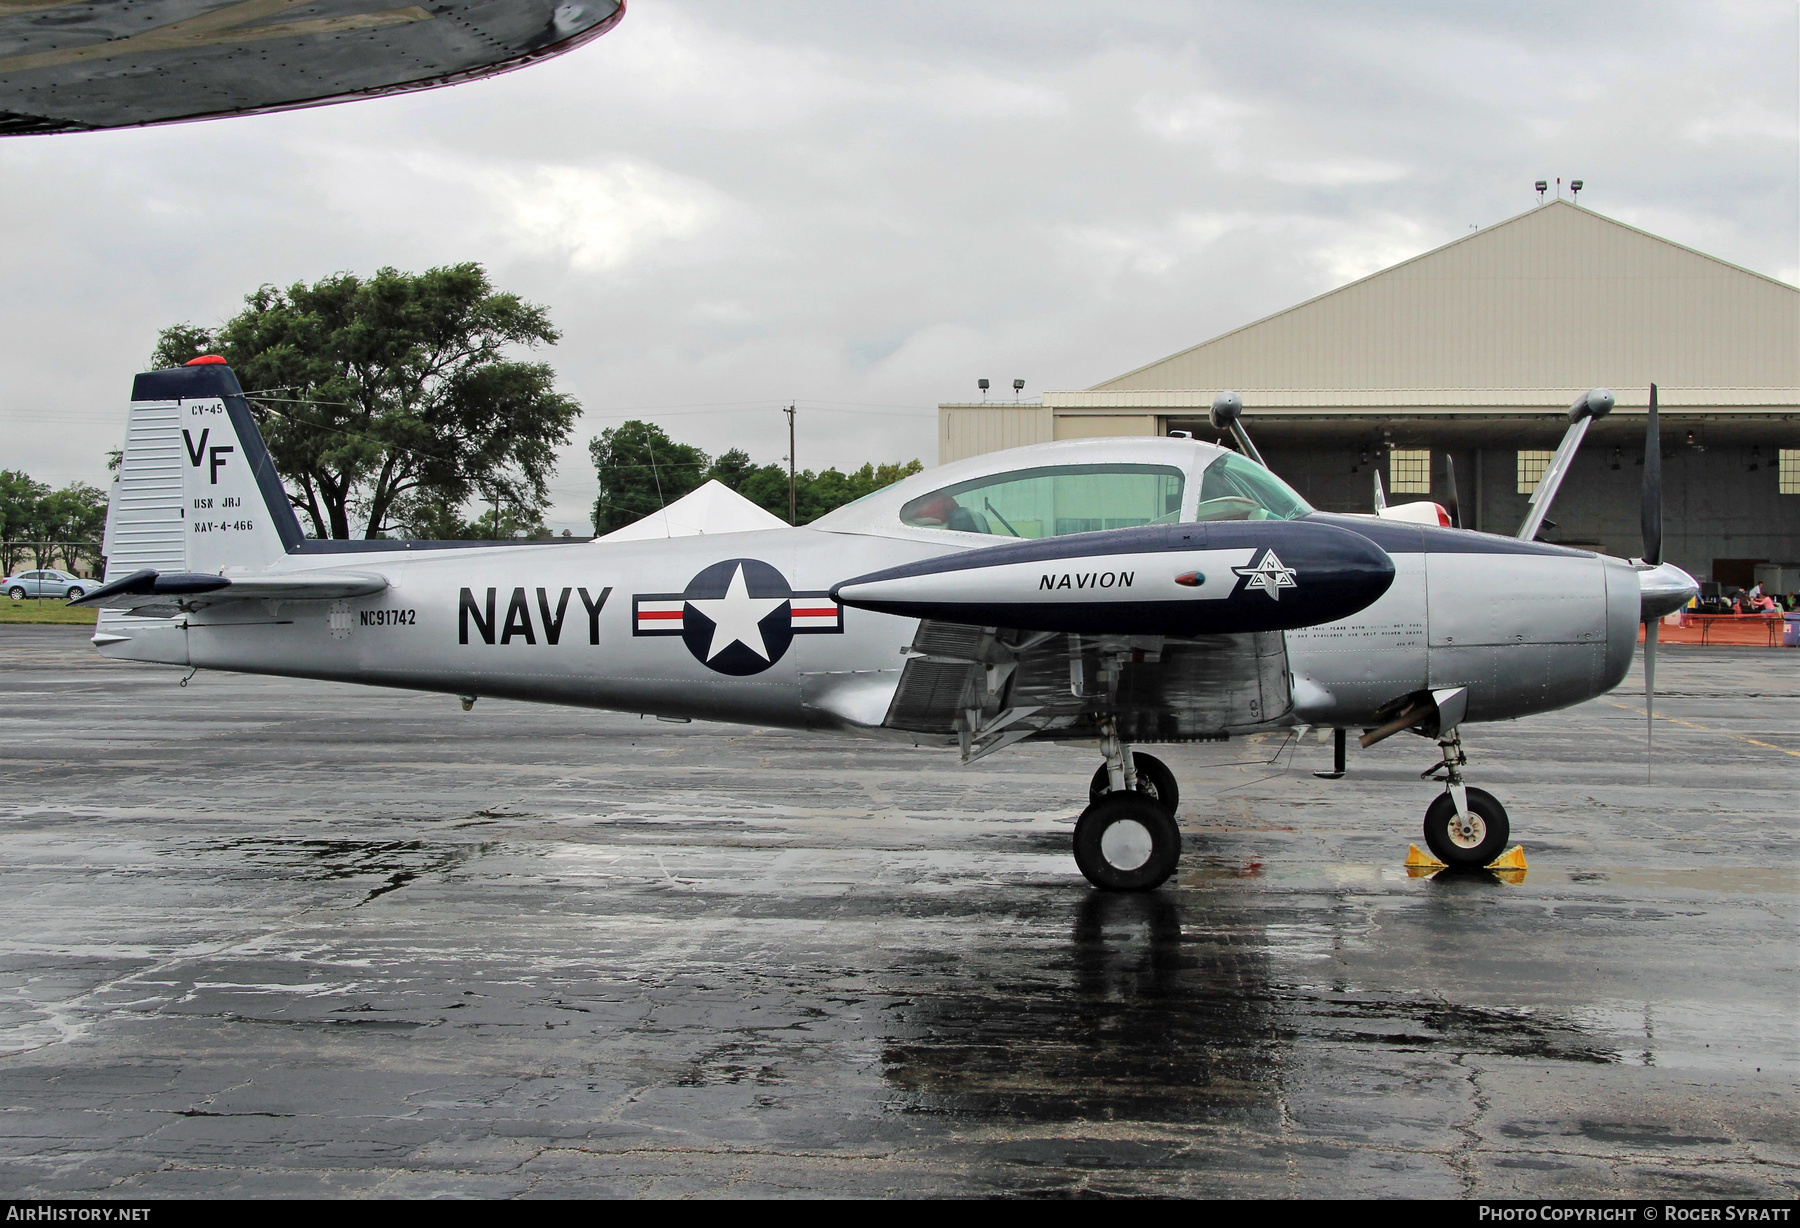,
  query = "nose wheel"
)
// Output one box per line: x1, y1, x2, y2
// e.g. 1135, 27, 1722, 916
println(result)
1418, 729, 1509, 867
1422, 787, 1509, 867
